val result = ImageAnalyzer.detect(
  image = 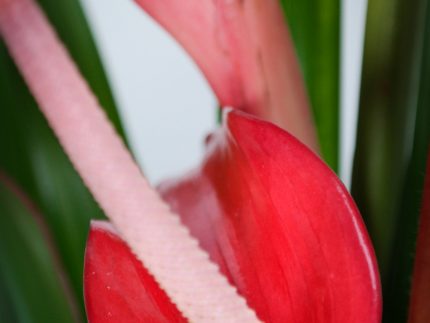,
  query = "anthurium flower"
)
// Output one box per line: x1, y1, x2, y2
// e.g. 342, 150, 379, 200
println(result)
85, 109, 381, 322
0, 0, 382, 321
82, 1, 380, 321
